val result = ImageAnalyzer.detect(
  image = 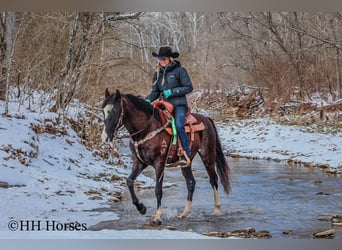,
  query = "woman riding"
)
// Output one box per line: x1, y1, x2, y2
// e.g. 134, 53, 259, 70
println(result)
145, 46, 193, 167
